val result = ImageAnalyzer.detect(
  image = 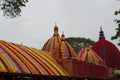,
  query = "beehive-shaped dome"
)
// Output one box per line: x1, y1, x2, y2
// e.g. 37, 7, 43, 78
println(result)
92, 28, 120, 69
75, 47, 105, 66
42, 24, 61, 56
53, 33, 75, 60
0, 40, 69, 76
